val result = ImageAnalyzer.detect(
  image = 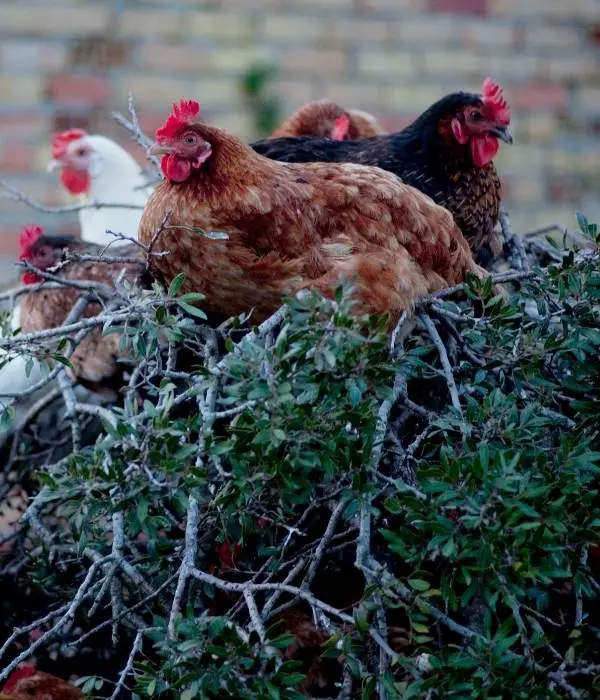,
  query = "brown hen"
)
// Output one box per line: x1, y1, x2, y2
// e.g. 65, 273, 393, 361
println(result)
18, 225, 145, 388
139, 100, 487, 327
0, 668, 83, 700
271, 99, 385, 139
